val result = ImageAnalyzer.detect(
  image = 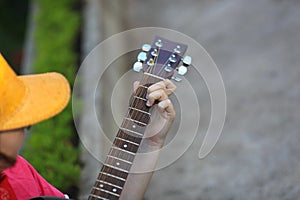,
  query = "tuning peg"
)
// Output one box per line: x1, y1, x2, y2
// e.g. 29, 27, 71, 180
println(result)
142, 44, 151, 52
133, 61, 143, 72
155, 39, 162, 48
169, 54, 177, 63
147, 58, 155, 66
177, 65, 188, 76
173, 45, 181, 54
151, 49, 158, 57
137, 52, 147, 62
164, 64, 172, 72
182, 55, 192, 66
172, 76, 182, 82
